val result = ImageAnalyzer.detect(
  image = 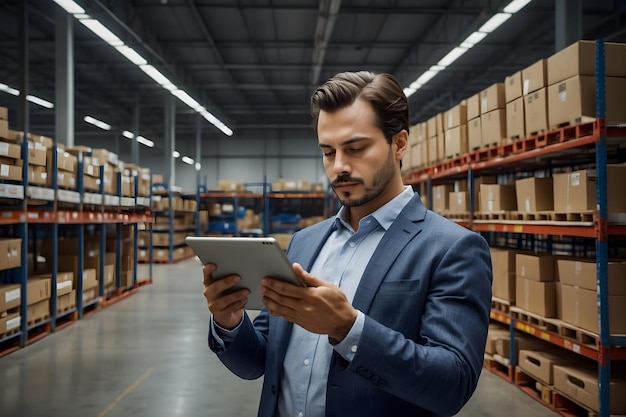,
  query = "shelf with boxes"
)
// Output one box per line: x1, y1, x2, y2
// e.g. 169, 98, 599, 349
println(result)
145, 182, 197, 263
199, 180, 266, 237
402, 40, 626, 417
0, 105, 154, 356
